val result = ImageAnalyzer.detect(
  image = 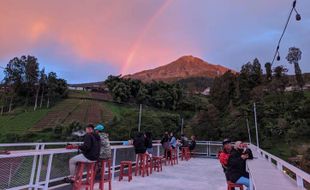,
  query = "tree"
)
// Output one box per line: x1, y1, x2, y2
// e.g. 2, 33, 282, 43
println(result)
24, 55, 39, 107
265, 62, 272, 82
39, 69, 47, 108
286, 47, 304, 89
46, 72, 58, 108
210, 71, 237, 110
270, 66, 289, 92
